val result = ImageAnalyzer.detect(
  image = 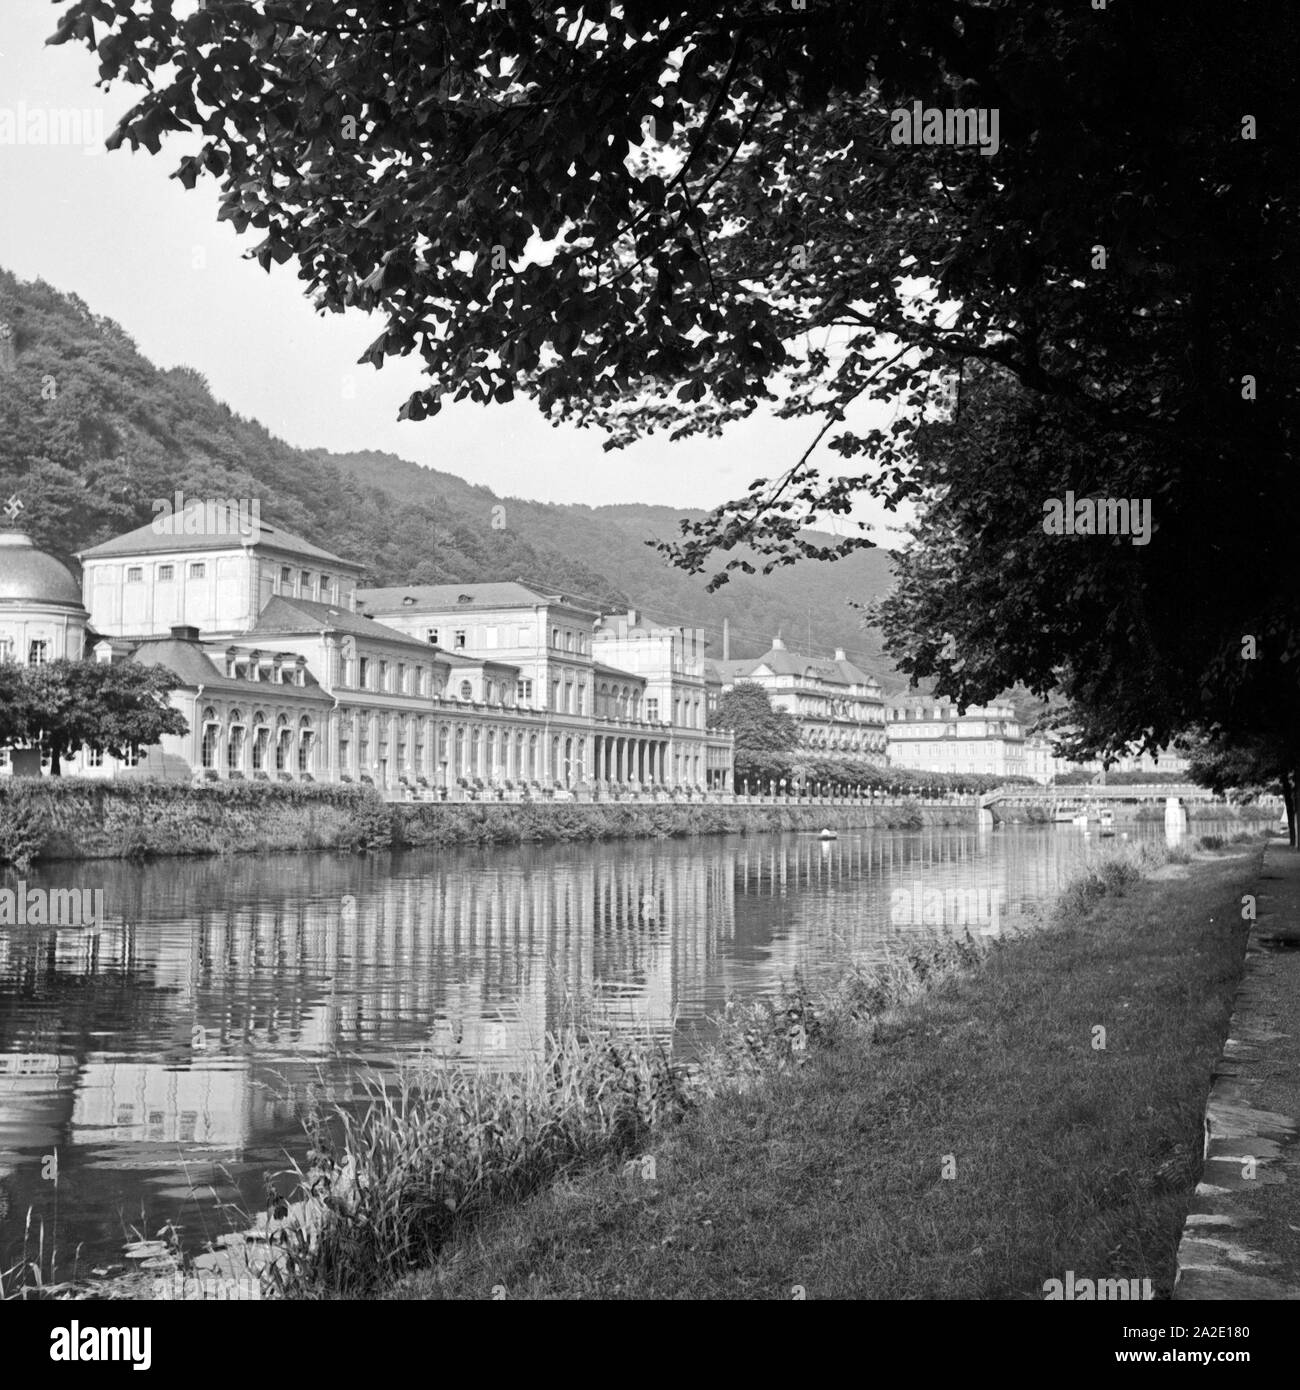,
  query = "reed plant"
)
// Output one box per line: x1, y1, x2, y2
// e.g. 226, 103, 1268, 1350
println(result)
269, 1023, 690, 1297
